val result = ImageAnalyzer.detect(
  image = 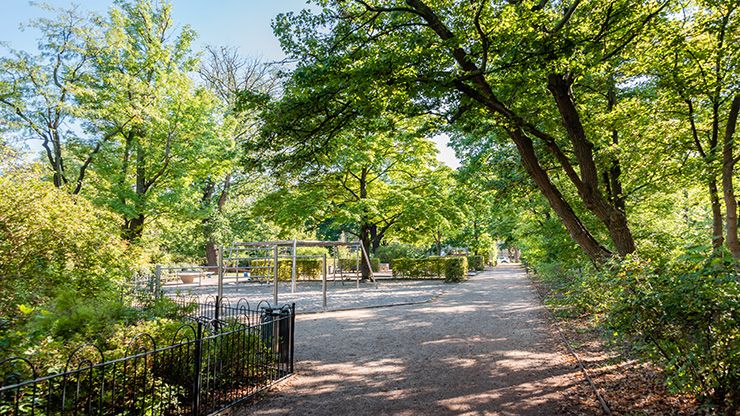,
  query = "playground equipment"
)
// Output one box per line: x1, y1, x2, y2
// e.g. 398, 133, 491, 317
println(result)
156, 239, 376, 310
